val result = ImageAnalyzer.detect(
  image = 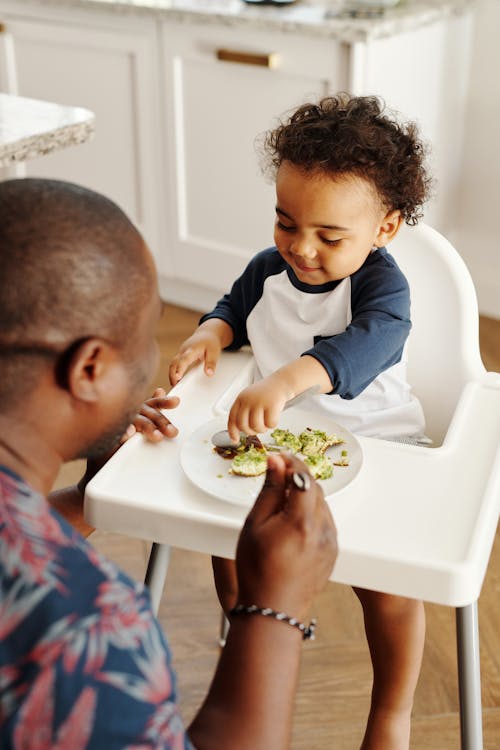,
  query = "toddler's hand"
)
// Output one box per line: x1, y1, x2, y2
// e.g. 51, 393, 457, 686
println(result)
122, 387, 180, 443
169, 329, 222, 385
227, 378, 290, 443
80, 388, 180, 492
